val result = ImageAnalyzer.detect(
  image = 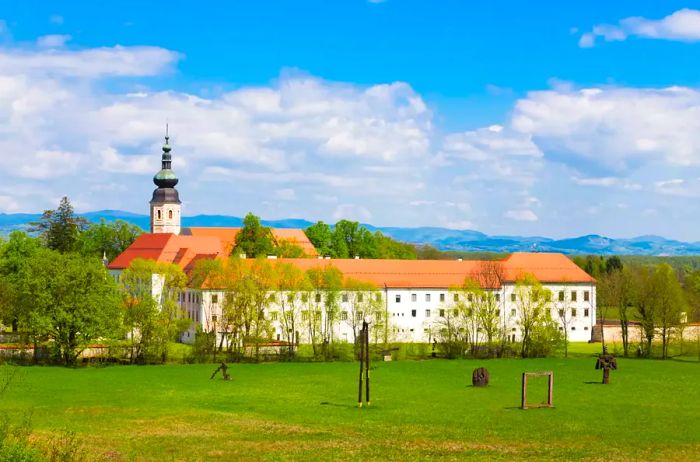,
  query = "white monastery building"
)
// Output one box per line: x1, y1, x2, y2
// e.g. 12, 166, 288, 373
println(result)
109, 136, 597, 345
